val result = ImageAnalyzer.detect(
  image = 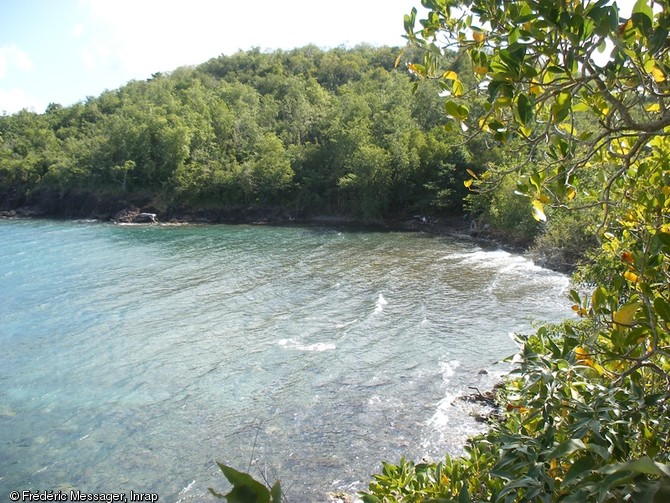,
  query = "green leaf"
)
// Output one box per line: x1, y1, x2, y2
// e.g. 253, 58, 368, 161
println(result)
632, 0, 654, 26
654, 297, 670, 323
562, 456, 596, 486
599, 457, 670, 479
658, 232, 670, 251
445, 100, 469, 121
548, 438, 609, 461
549, 439, 586, 459
591, 286, 608, 312
458, 484, 471, 503
404, 7, 417, 35
269, 481, 281, 503
552, 91, 572, 123
649, 27, 669, 54
213, 463, 272, 503
361, 495, 383, 503
516, 93, 533, 126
